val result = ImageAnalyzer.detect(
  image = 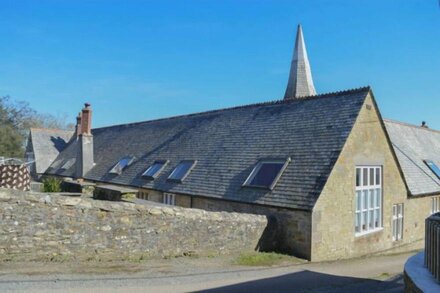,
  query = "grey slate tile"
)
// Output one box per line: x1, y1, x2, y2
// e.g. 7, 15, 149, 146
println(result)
384, 120, 440, 196
46, 87, 370, 210
29, 128, 73, 174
